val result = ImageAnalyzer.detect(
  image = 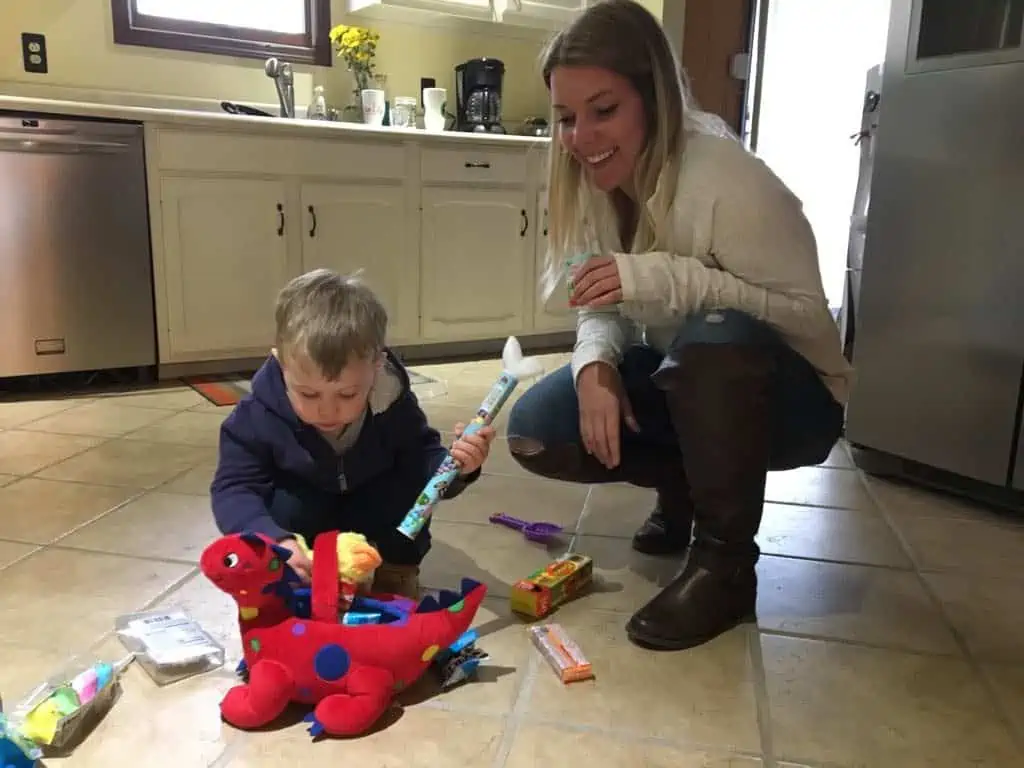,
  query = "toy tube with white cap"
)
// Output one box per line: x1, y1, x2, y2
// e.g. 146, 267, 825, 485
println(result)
397, 337, 543, 540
